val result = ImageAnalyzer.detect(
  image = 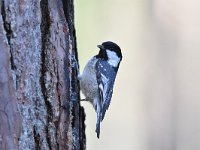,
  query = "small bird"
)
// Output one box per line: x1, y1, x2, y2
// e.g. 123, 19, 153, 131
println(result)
79, 41, 122, 138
